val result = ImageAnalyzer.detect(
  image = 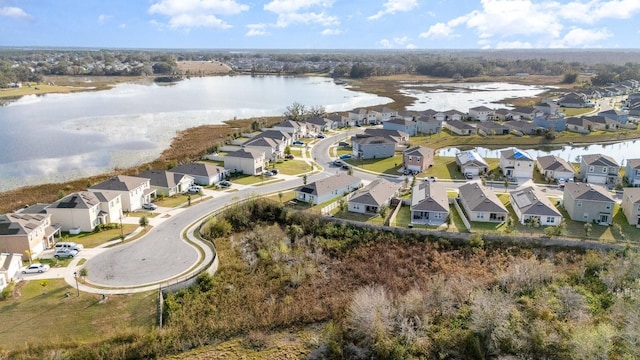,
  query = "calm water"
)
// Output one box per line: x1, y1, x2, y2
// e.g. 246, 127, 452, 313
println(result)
439, 140, 640, 165
401, 82, 550, 111
0, 76, 391, 191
